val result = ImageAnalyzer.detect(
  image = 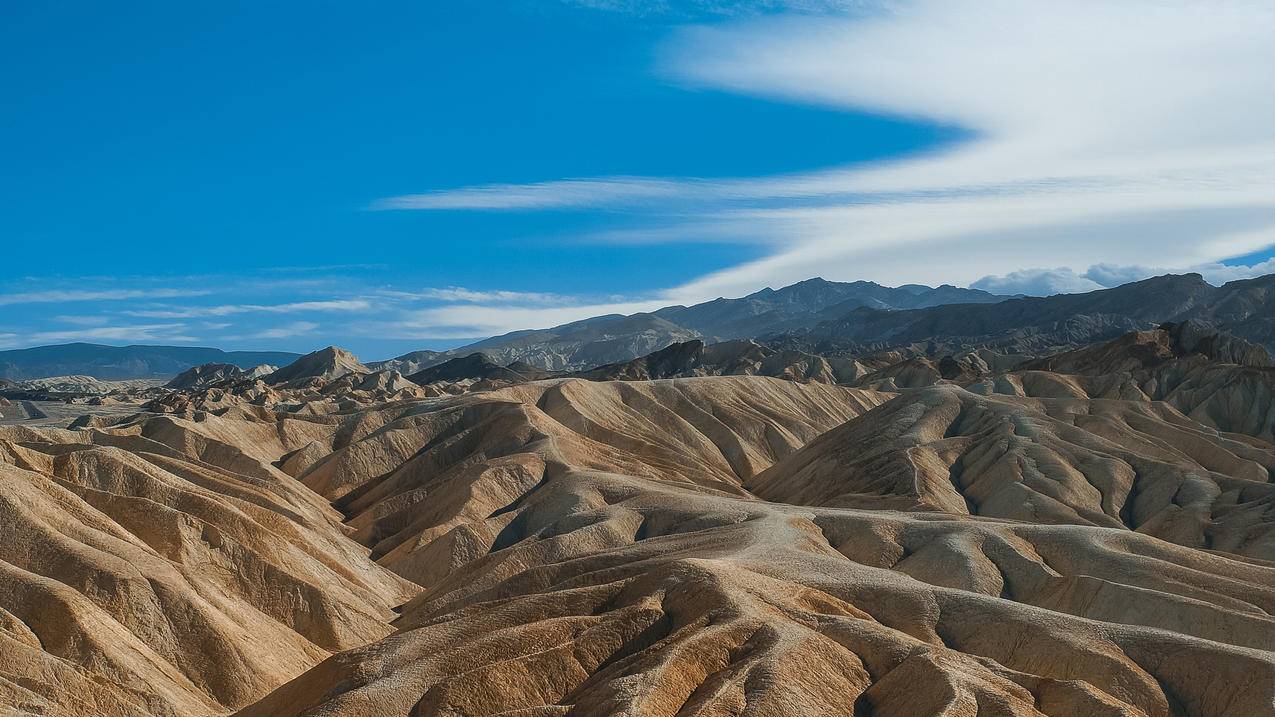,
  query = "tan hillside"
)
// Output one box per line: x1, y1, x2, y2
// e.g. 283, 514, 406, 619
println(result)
0, 413, 416, 716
